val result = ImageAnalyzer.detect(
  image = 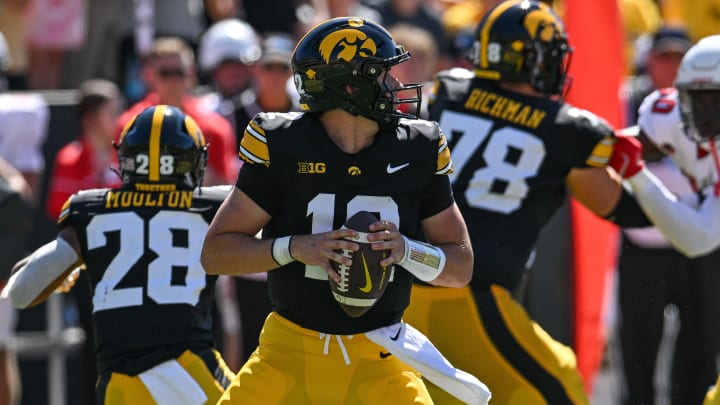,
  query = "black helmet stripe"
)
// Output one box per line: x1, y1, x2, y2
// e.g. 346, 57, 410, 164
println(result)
149, 105, 167, 182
